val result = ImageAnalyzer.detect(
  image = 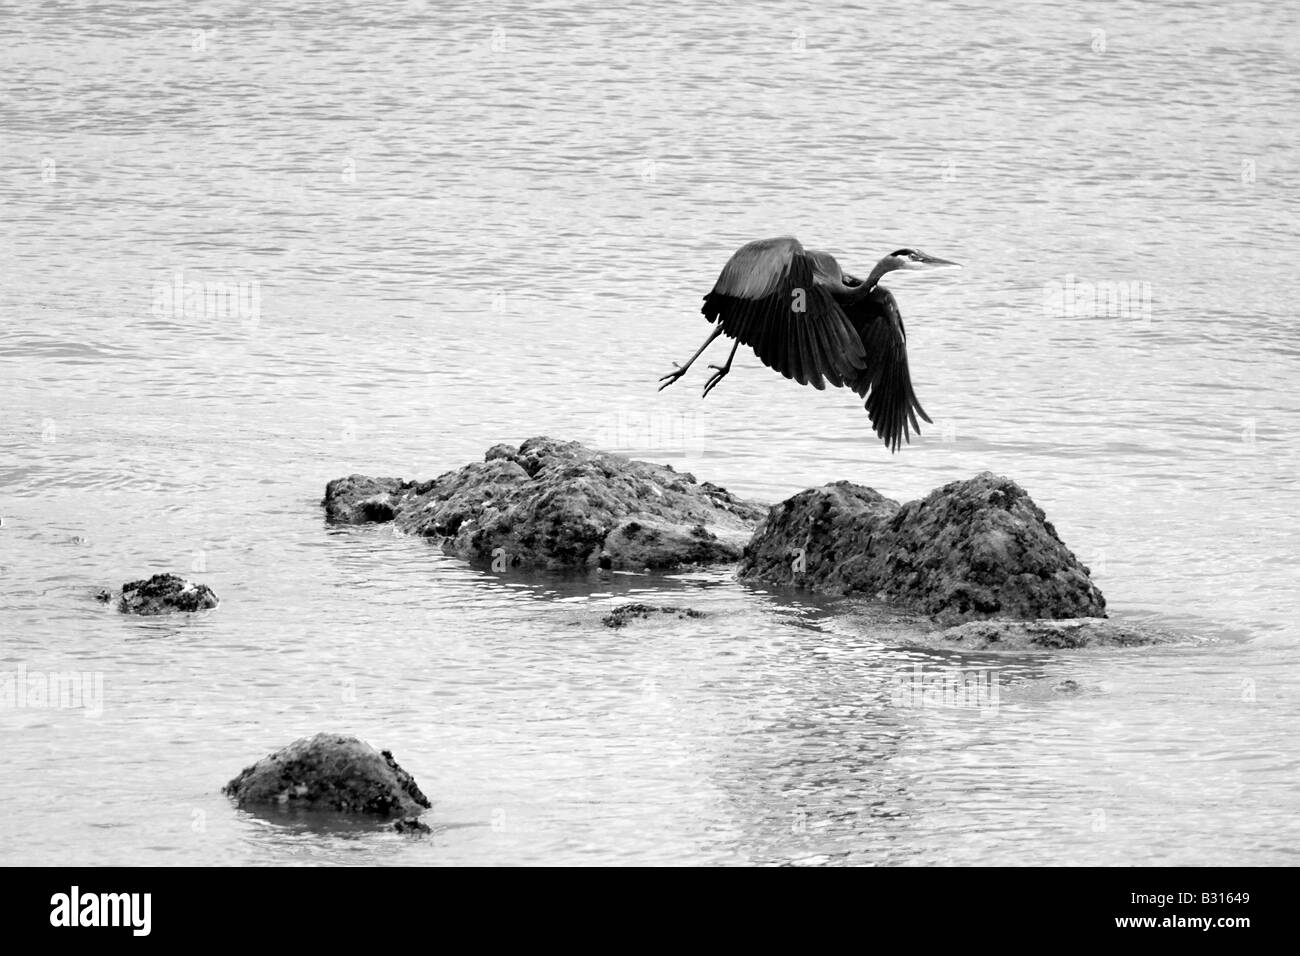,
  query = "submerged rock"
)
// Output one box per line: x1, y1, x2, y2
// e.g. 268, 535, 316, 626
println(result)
835, 602, 1191, 650
739, 473, 1106, 624
601, 603, 707, 628
223, 733, 430, 817
116, 573, 218, 615
392, 816, 432, 835
323, 437, 765, 571
932, 617, 1181, 650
